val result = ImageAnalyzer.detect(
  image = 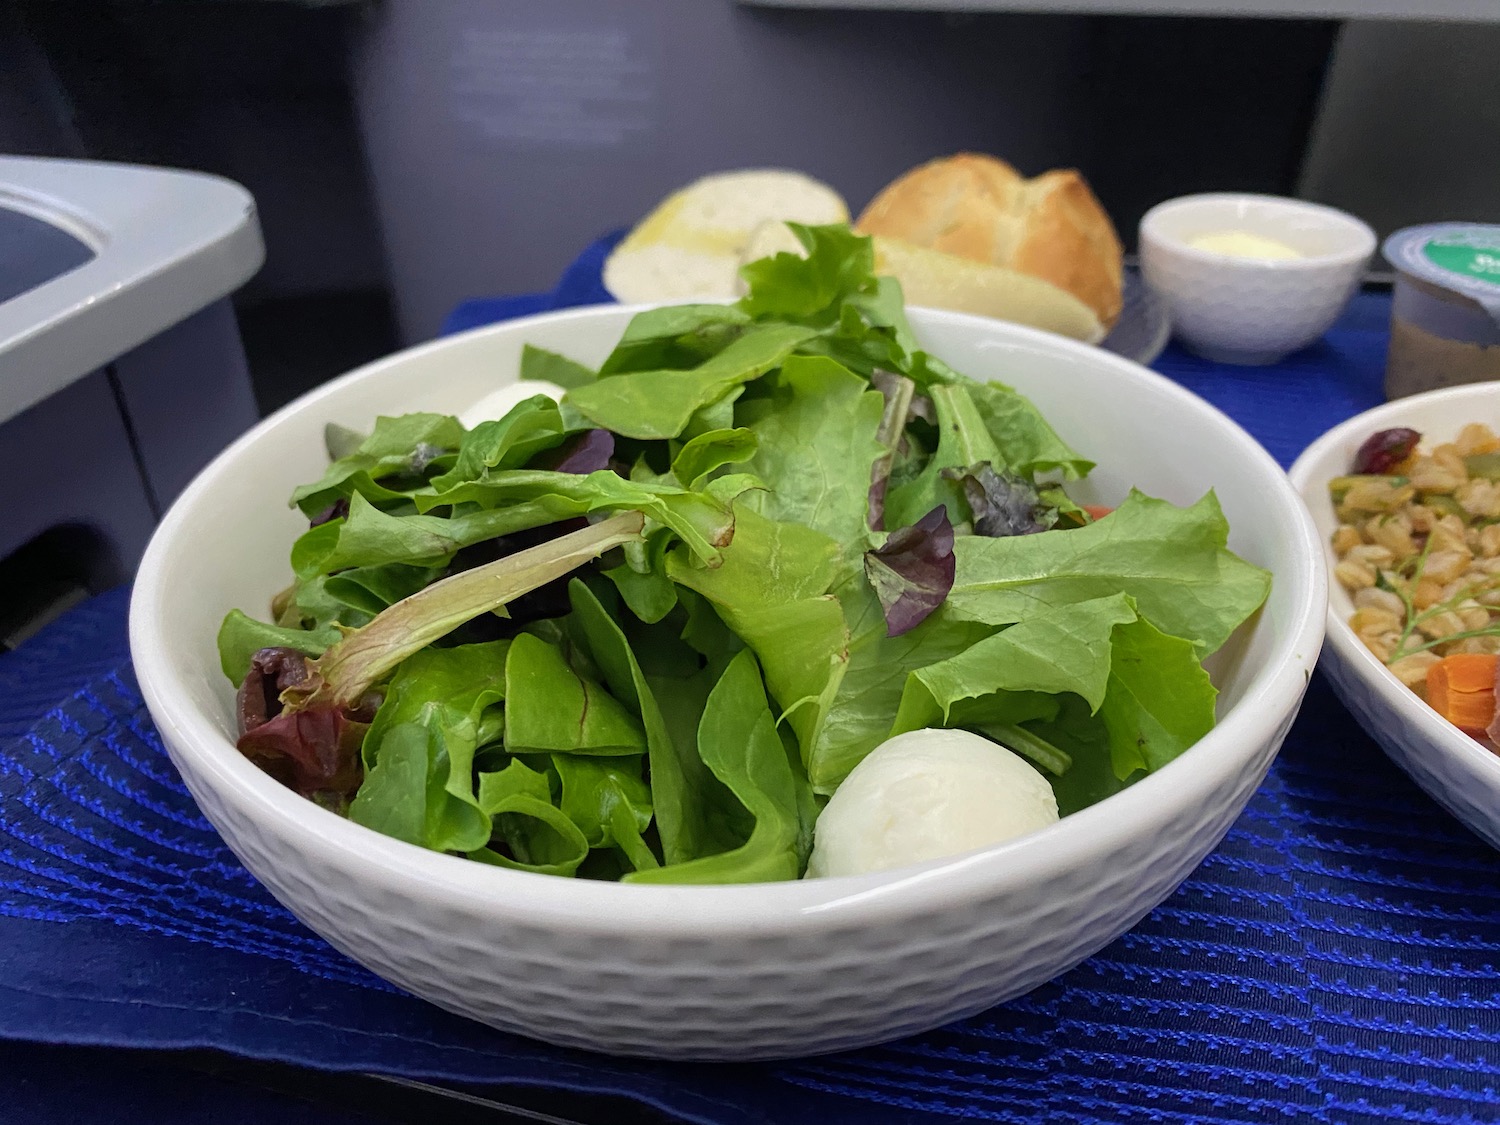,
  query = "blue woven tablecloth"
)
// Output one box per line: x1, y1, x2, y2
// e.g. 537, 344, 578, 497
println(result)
5, 244, 1500, 1124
